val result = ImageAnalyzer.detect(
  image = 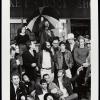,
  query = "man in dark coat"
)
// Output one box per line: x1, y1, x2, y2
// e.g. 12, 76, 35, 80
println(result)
10, 73, 27, 100
22, 40, 40, 82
